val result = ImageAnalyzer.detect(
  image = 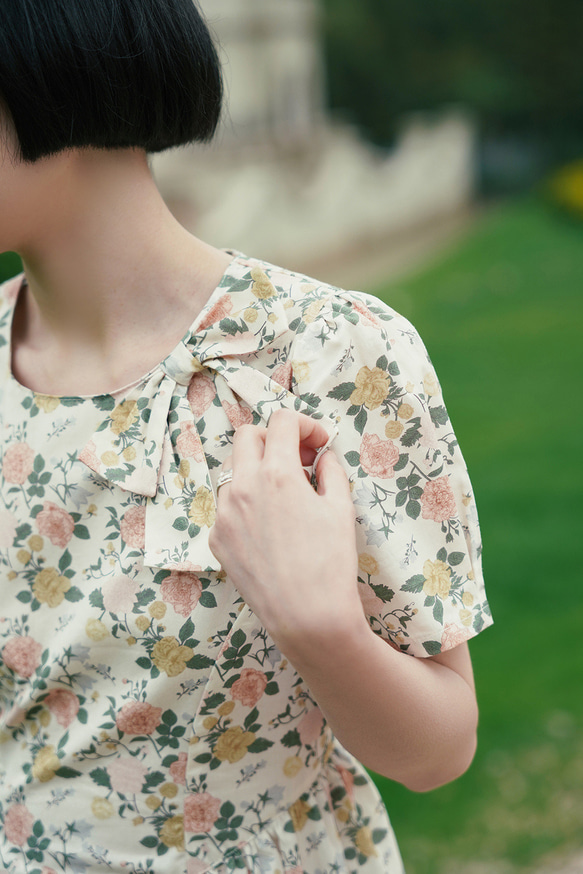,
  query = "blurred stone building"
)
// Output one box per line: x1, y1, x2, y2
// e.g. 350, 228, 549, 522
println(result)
152, 0, 477, 277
